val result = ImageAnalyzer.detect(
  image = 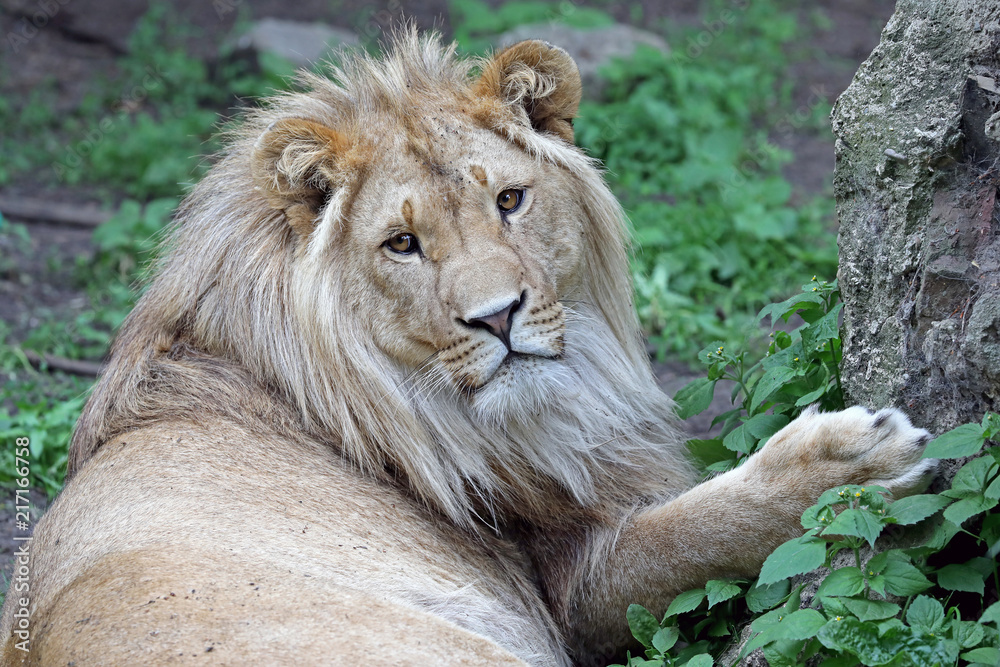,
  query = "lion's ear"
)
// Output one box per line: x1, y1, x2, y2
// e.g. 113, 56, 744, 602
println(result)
474, 40, 582, 143
251, 118, 352, 236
